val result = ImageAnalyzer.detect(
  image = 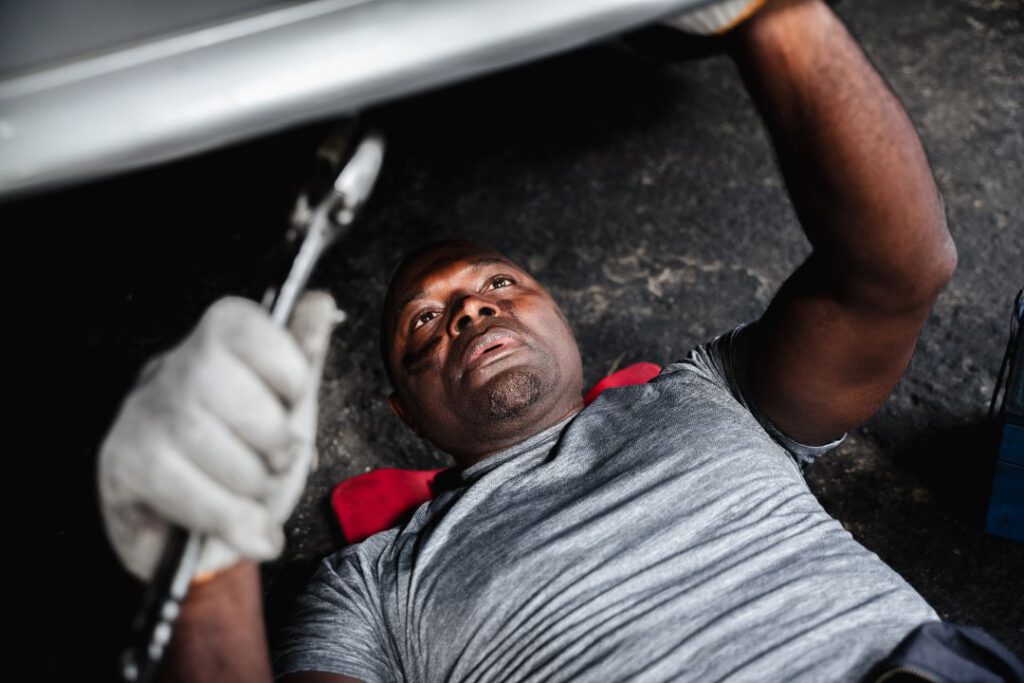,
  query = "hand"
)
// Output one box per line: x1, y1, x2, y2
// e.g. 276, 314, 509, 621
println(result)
663, 0, 770, 35
98, 292, 340, 581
